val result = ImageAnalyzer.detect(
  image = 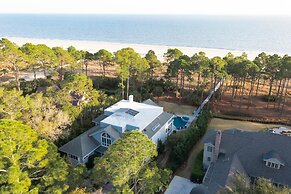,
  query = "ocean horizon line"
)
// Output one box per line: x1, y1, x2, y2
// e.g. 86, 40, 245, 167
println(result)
0, 13, 290, 18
